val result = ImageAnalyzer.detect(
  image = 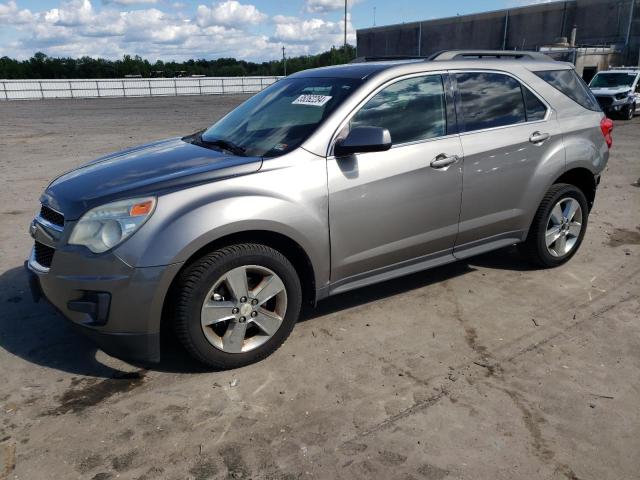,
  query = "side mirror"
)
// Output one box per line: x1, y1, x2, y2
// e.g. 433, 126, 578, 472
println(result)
334, 126, 392, 157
